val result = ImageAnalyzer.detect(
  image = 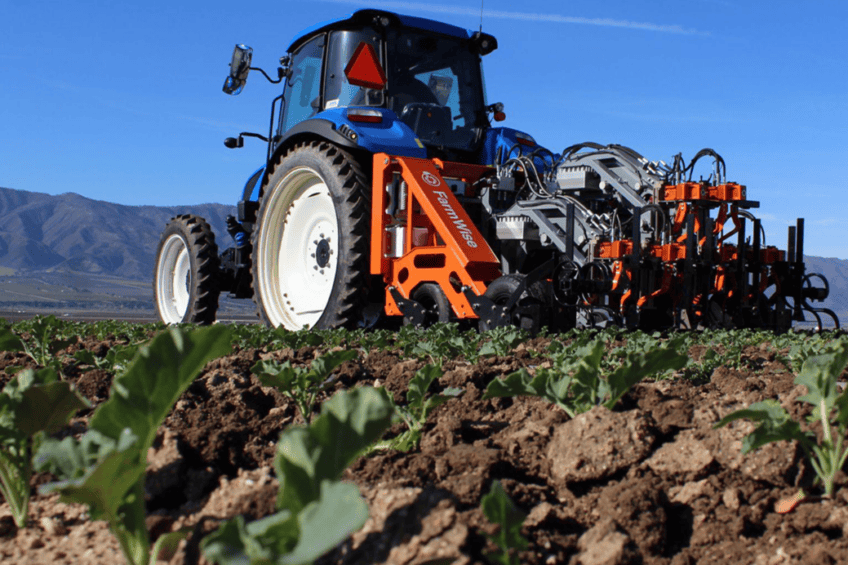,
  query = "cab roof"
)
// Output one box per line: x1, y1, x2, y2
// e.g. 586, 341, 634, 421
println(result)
287, 9, 473, 53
